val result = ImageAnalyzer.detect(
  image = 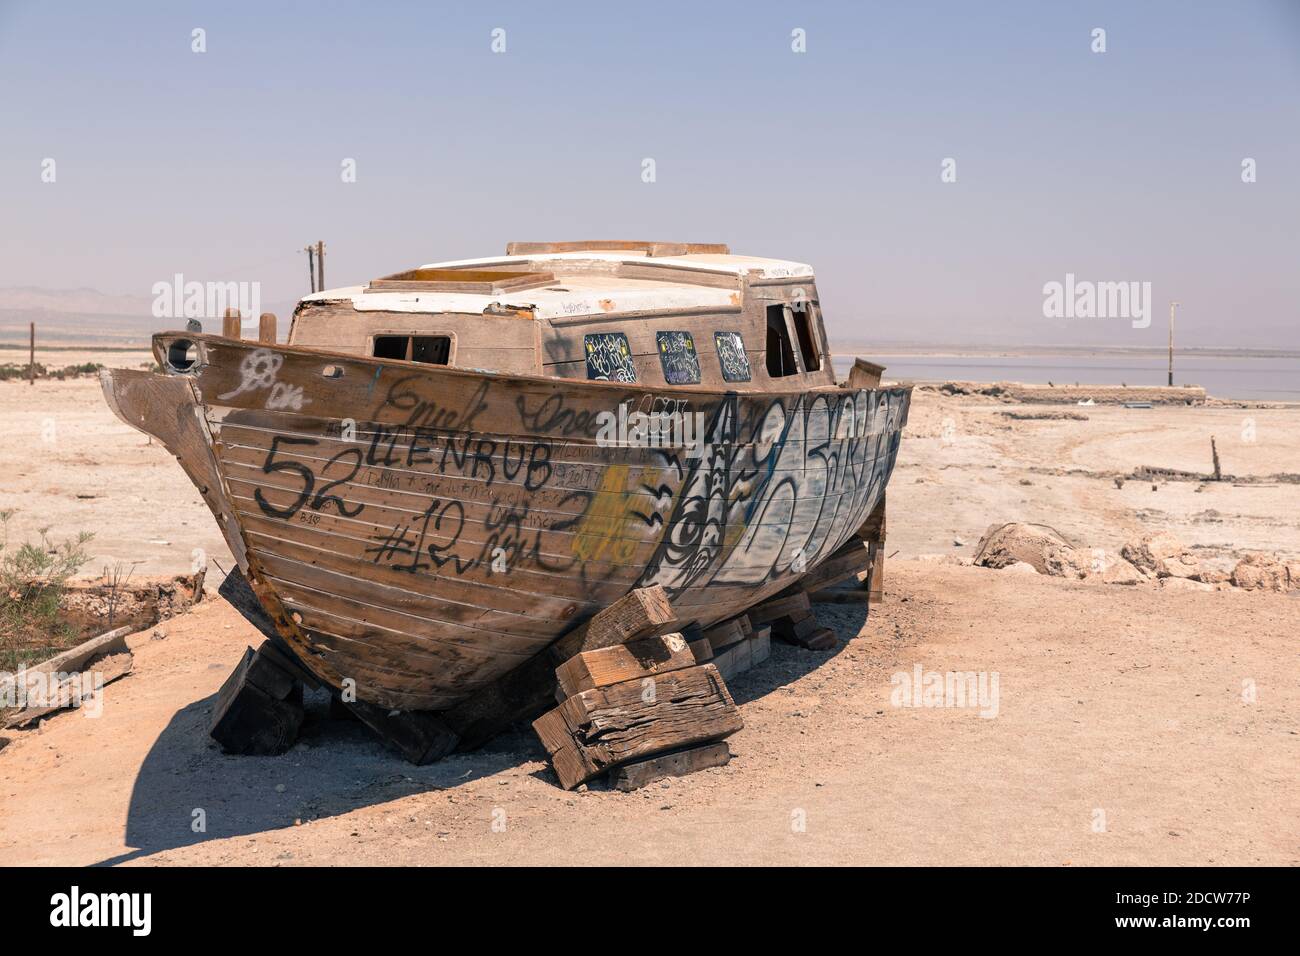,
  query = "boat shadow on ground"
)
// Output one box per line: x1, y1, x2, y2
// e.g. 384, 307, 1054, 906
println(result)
97, 600, 868, 865
95, 690, 530, 866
